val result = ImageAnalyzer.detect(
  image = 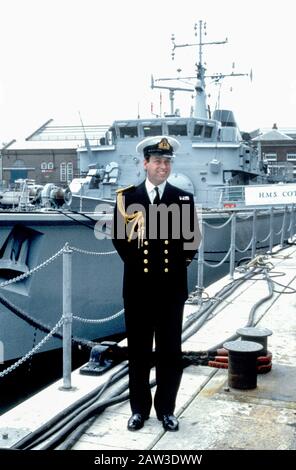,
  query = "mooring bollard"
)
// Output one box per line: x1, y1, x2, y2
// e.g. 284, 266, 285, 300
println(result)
223, 340, 263, 389
236, 327, 272, 356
